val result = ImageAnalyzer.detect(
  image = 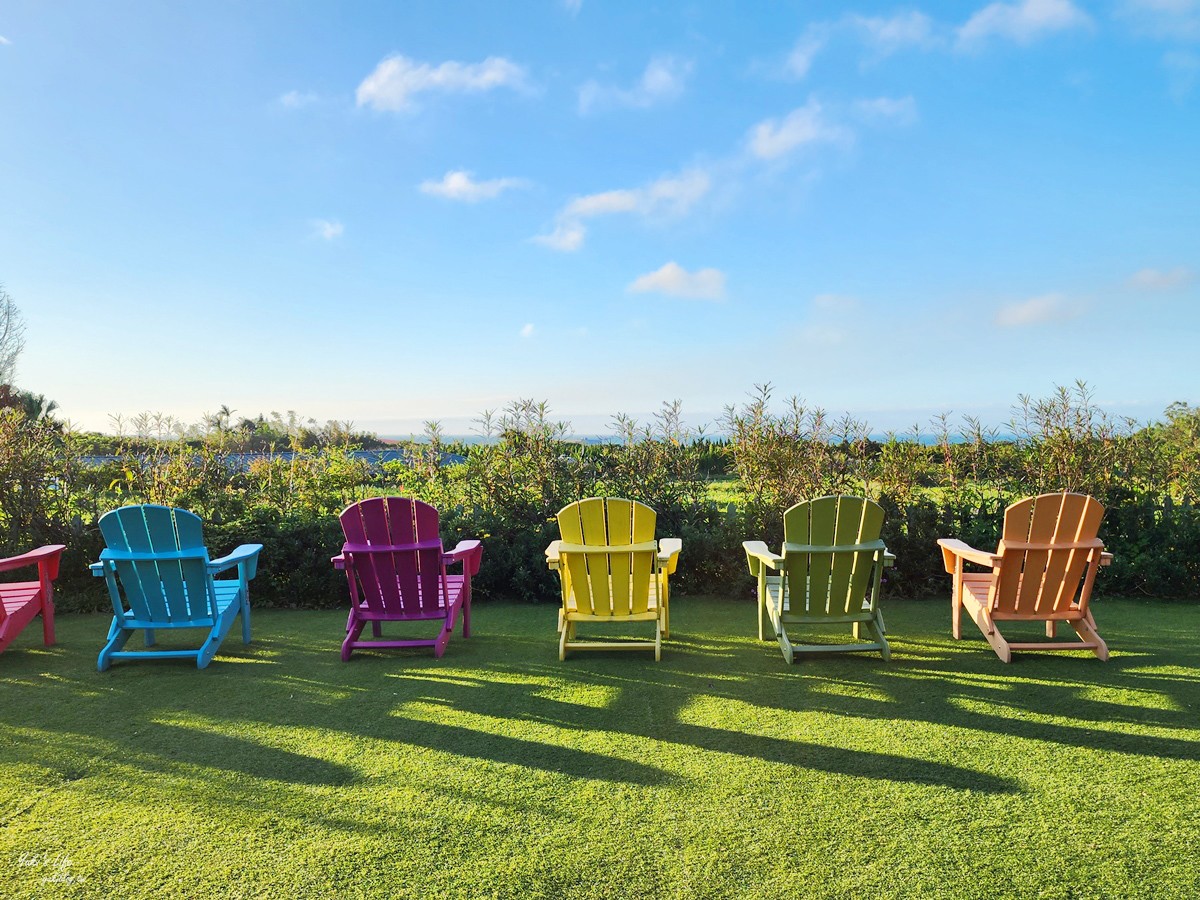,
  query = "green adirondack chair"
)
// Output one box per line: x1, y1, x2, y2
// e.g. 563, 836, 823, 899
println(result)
743, 496, 893, 663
